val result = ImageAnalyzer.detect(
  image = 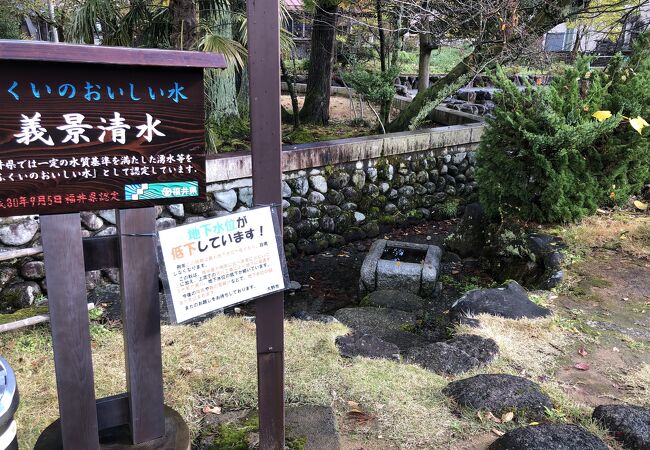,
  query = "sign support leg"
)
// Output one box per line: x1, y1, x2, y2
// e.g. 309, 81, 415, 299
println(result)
41, 213, 100, 450
248, 0, 285, 448
117, 207, 165, 443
